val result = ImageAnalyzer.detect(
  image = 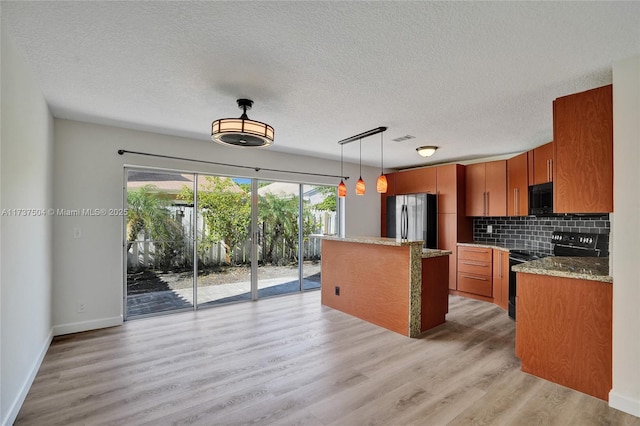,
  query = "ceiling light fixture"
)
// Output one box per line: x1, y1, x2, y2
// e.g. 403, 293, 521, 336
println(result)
356, 138, 366, 195
337, 126, 387, 197
416, 146, 438, 157
376, 131, 387, 193
211, 98, 274, 148
338, 143, 347, 198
